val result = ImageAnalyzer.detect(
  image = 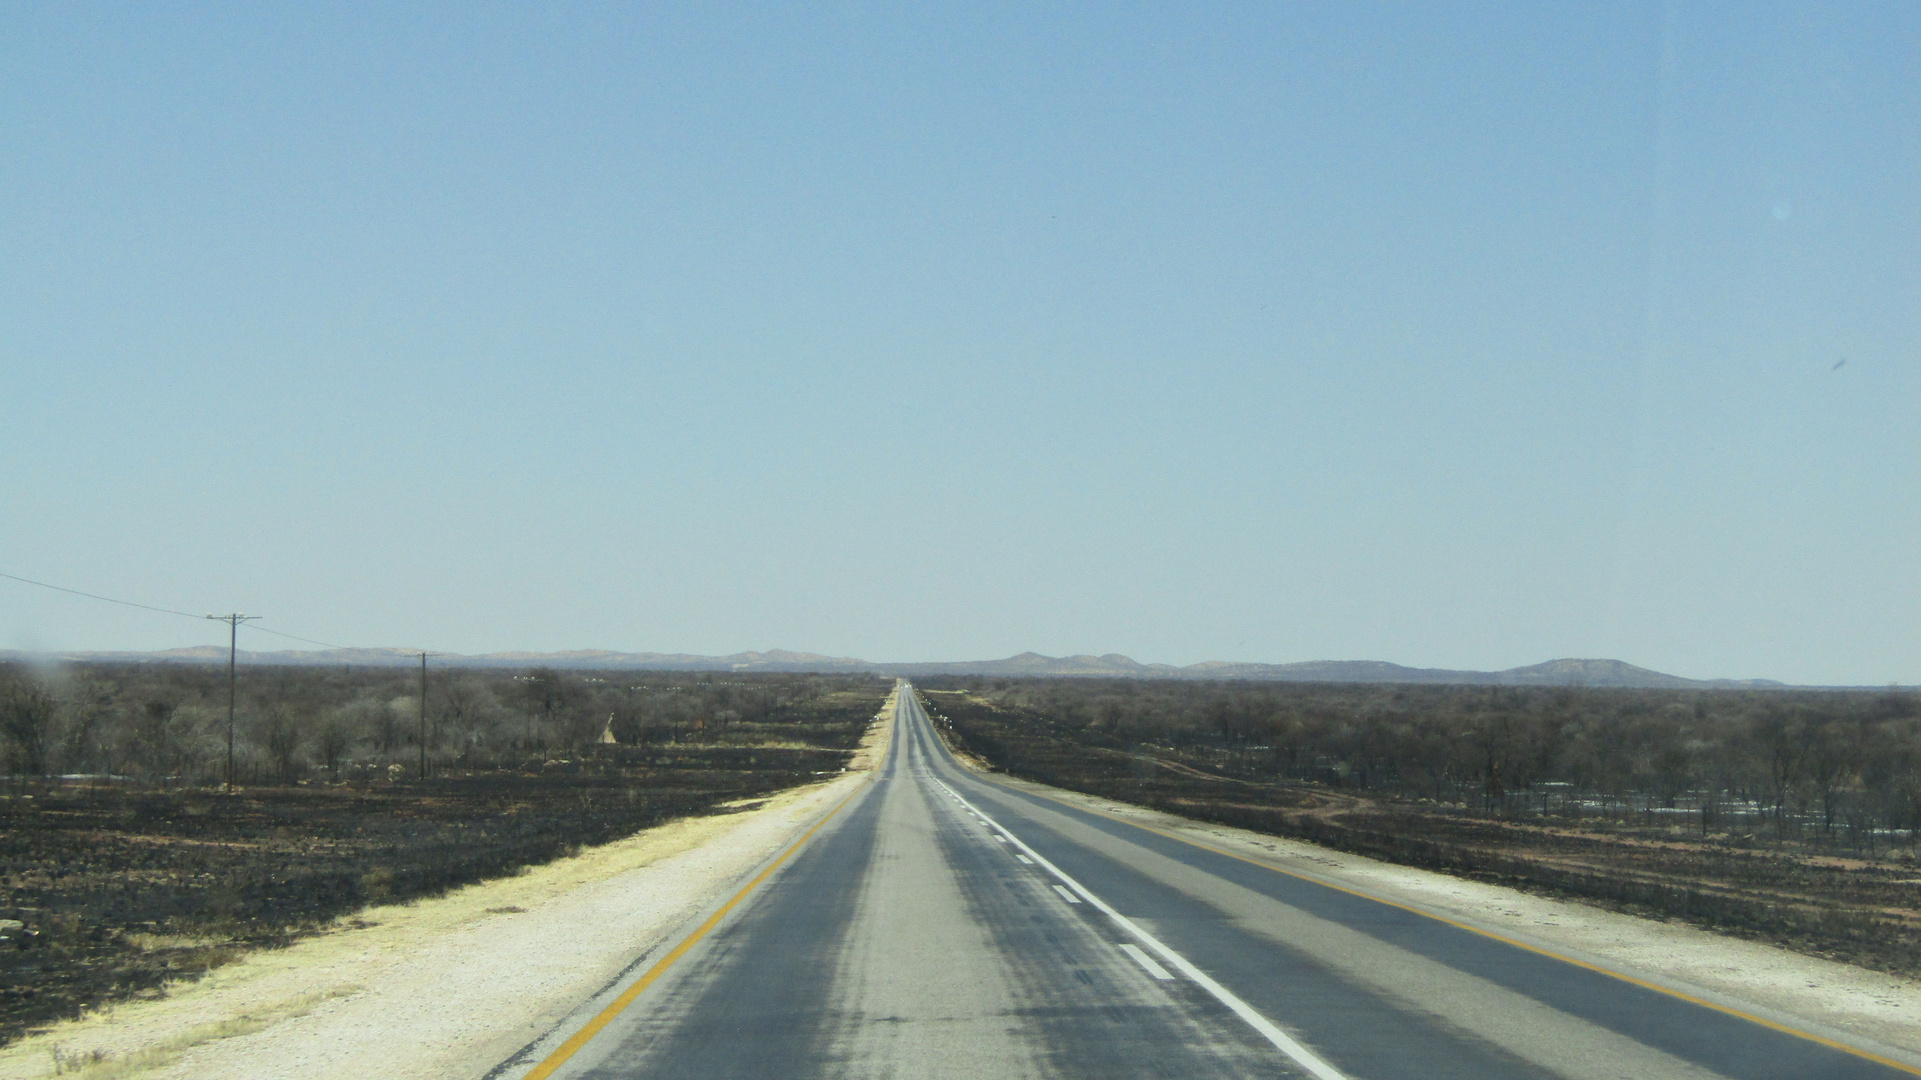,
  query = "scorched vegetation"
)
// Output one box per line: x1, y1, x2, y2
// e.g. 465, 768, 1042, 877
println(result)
0, 663, 886, 1045
920, 677, 1921, 976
